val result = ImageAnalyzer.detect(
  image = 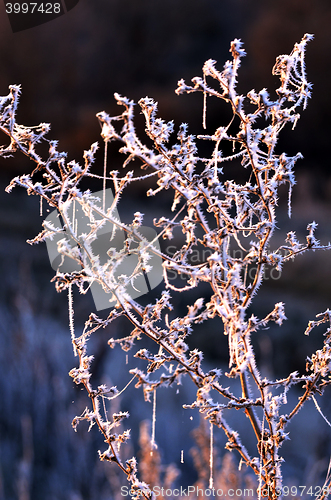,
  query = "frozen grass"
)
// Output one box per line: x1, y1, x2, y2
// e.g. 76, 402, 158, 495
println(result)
2, 34, 331, 500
